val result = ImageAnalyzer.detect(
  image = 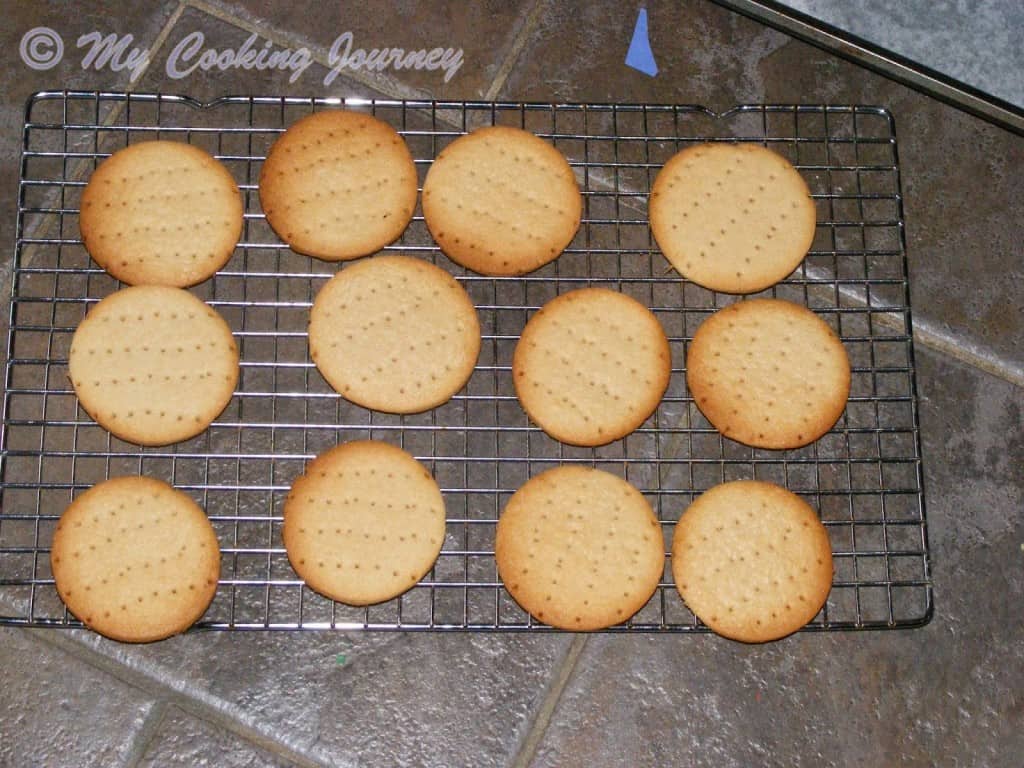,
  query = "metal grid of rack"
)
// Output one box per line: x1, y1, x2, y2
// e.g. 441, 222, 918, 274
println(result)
0, 91, 931, 631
